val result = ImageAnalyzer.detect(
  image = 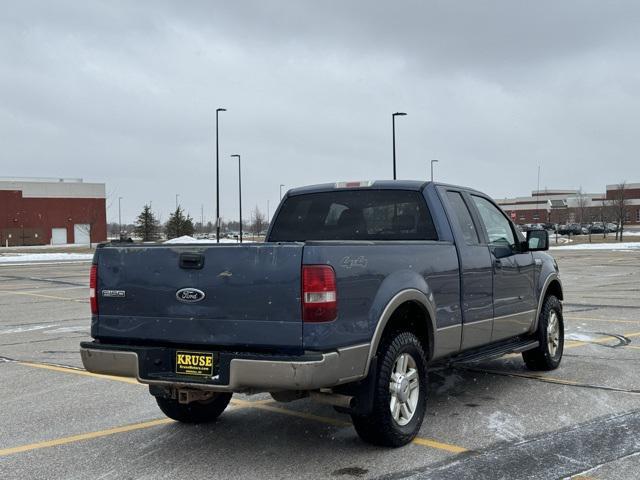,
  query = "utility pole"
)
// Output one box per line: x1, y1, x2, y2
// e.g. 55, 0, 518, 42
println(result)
118, 196, 123, 239
201, 204, 204, 233
536, 164, 541, 223
215, 107, 227, 243
392, 112, 407, 180
231, 154, 243, 243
